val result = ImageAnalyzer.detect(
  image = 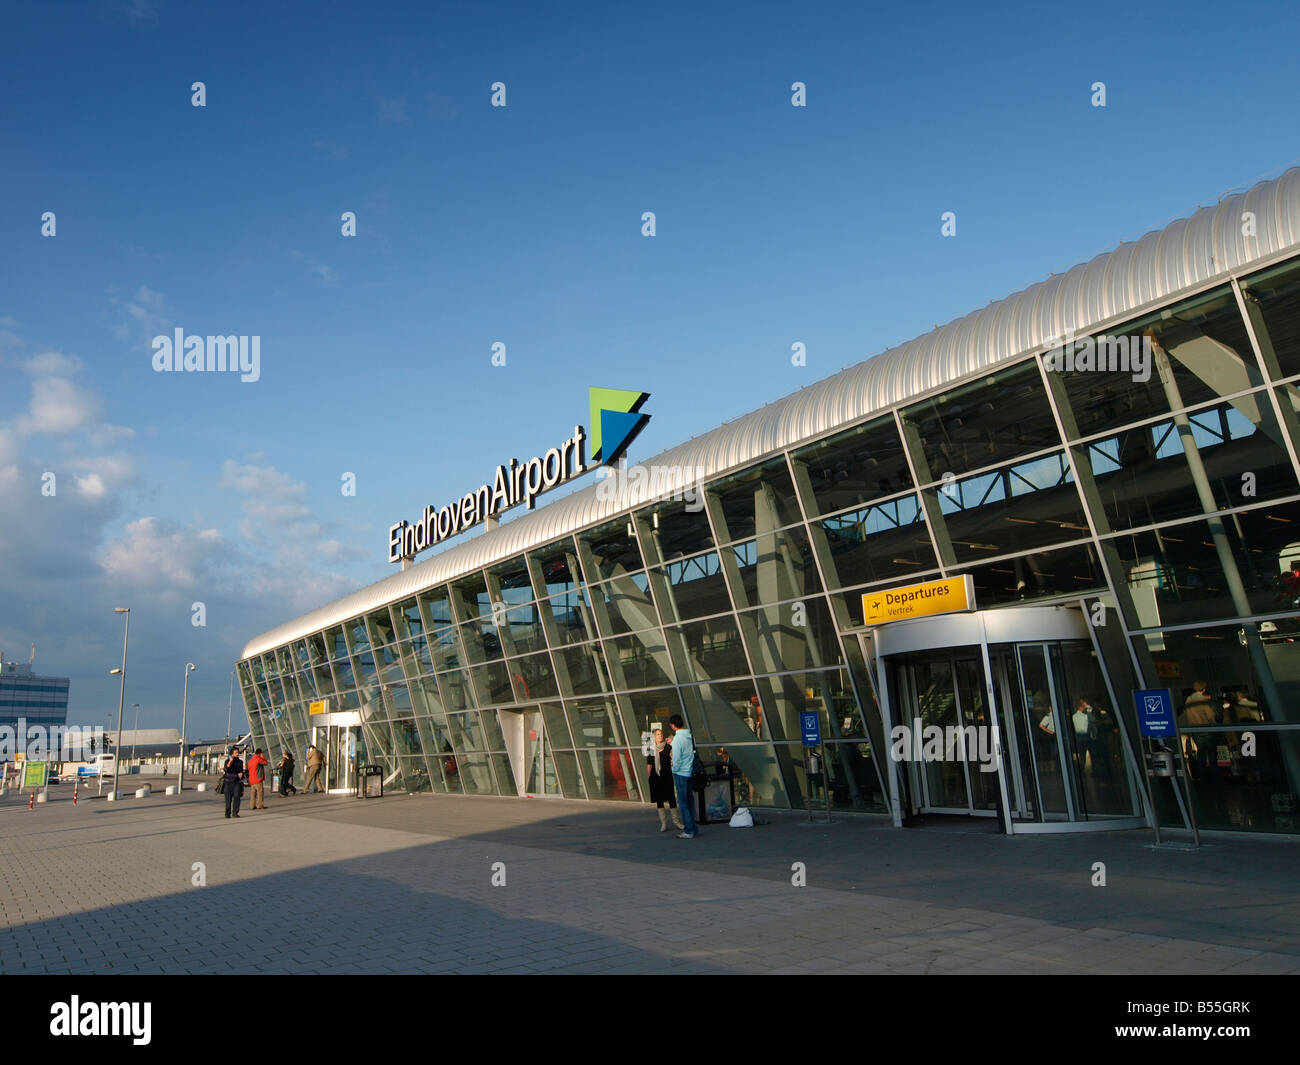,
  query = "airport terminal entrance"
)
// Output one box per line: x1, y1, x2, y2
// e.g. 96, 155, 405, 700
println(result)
868, 605, 1145, 833
311, 715, 363, 795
